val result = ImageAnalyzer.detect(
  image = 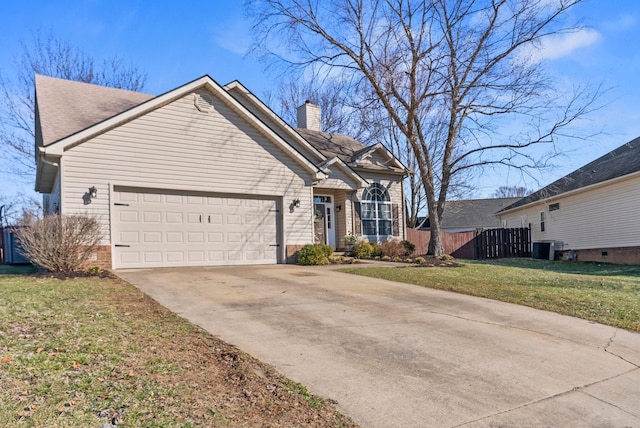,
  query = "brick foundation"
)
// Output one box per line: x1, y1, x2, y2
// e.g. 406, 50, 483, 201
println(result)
286, 245, 306, 264
559, 246, 640, 265
89, 245, 112, 270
